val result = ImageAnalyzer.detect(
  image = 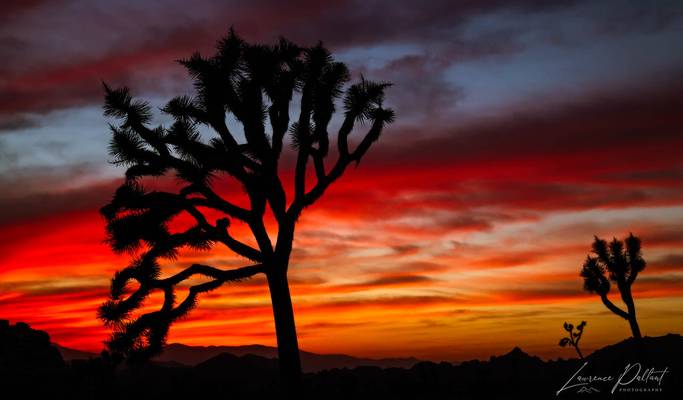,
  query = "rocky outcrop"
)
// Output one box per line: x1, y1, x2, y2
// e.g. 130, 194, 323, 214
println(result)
0, 320, 64, 370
